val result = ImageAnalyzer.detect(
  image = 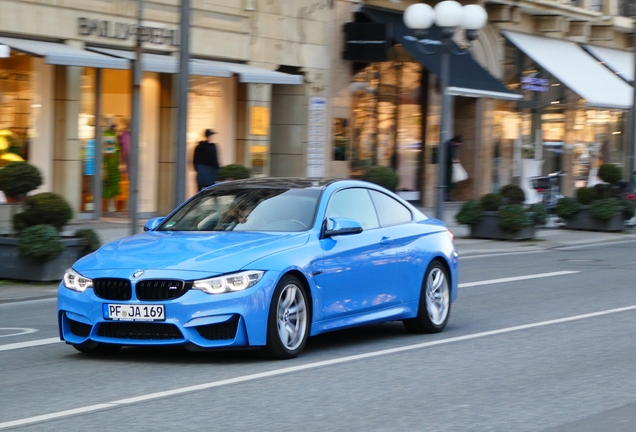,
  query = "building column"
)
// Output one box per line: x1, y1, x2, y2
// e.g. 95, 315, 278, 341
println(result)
31, 58, 54, 194
157, 73, 176, 215
270, 84, 307, 177
53, 65, 82, 213
562, 91, 577, 197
